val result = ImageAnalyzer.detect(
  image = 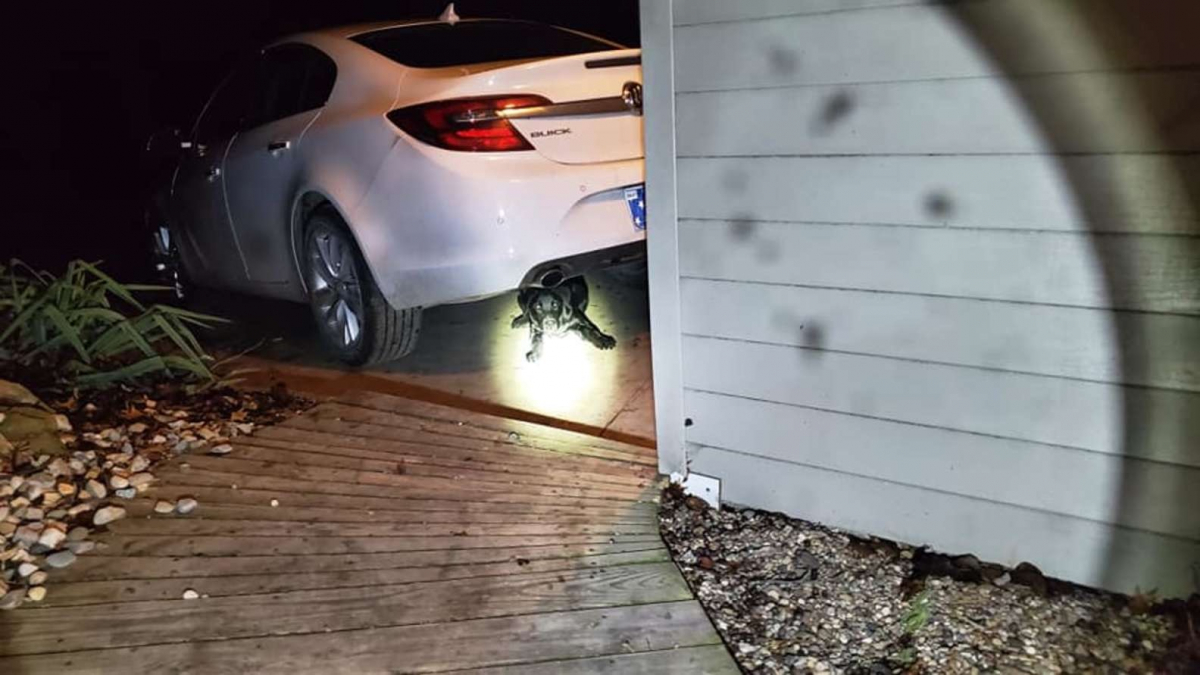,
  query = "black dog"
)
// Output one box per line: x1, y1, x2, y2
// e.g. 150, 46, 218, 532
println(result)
511, 276, 616, 362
